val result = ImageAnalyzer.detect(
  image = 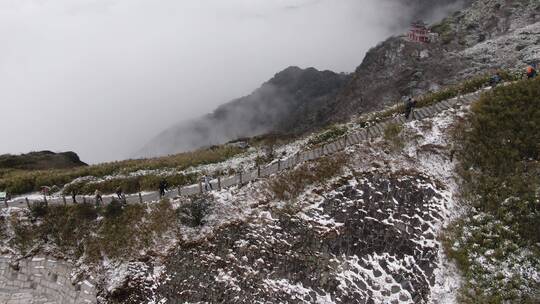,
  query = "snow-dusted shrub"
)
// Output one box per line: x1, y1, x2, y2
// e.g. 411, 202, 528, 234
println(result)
383, 122, 404, 150
308, 125, 348, 146
268, 153, 347, 201
446, 78, 540, 303
177, 196, 211, 227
